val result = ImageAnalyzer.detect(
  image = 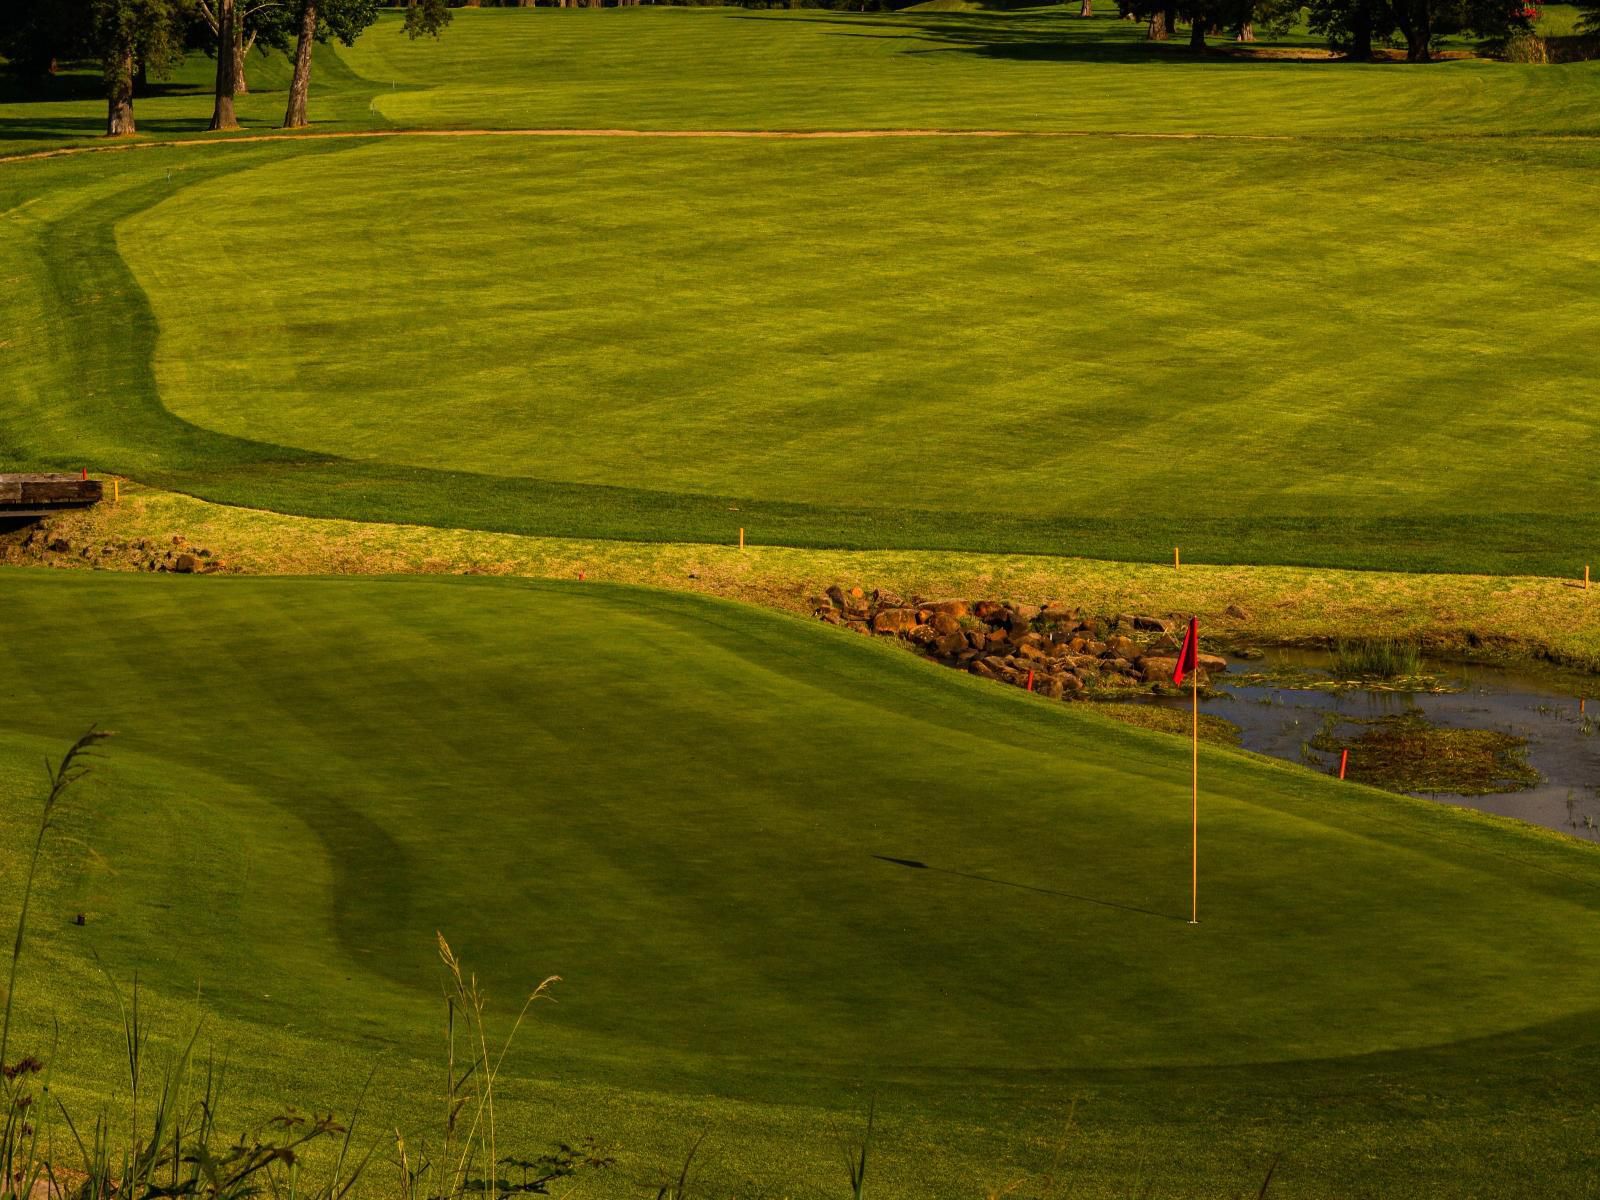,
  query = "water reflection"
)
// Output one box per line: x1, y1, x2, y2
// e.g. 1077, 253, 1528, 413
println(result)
1154, 648, 1600, 842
